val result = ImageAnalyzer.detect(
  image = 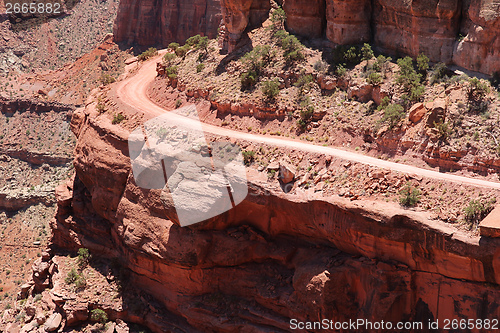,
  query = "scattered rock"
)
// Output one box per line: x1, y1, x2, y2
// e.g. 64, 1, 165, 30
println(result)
408, 103, 426, 123
44, 312, 62, 332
